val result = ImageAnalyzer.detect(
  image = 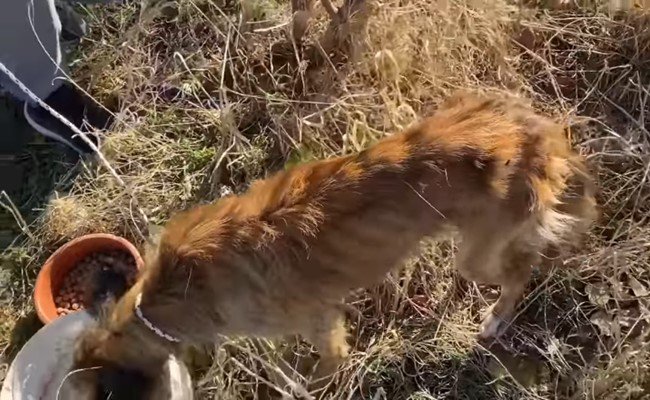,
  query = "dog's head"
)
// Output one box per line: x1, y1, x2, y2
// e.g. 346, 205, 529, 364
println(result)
67, 268, 170, 399
70, 324, 163, 400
